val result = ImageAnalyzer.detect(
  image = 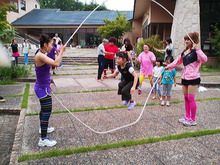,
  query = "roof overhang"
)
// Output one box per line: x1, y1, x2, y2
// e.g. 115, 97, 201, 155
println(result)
133, 0, 150, 20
